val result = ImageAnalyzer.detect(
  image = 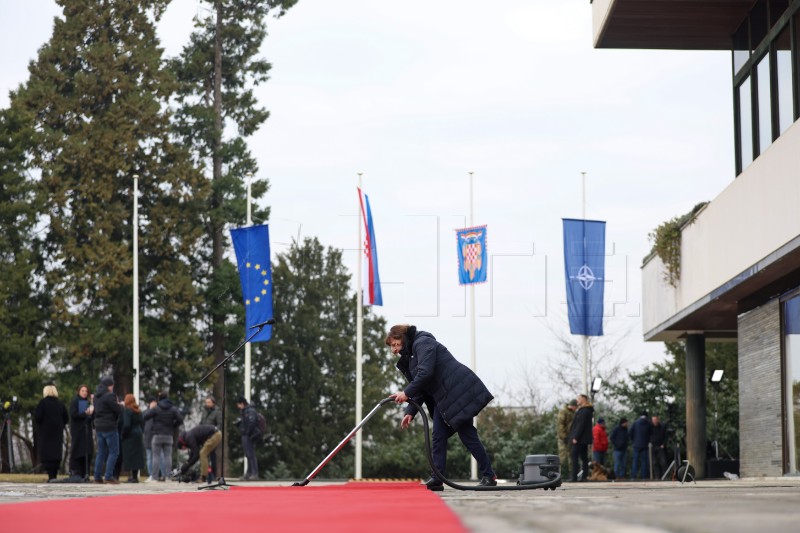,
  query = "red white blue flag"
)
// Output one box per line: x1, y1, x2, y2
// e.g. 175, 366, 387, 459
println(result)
358, 188, 383, 306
